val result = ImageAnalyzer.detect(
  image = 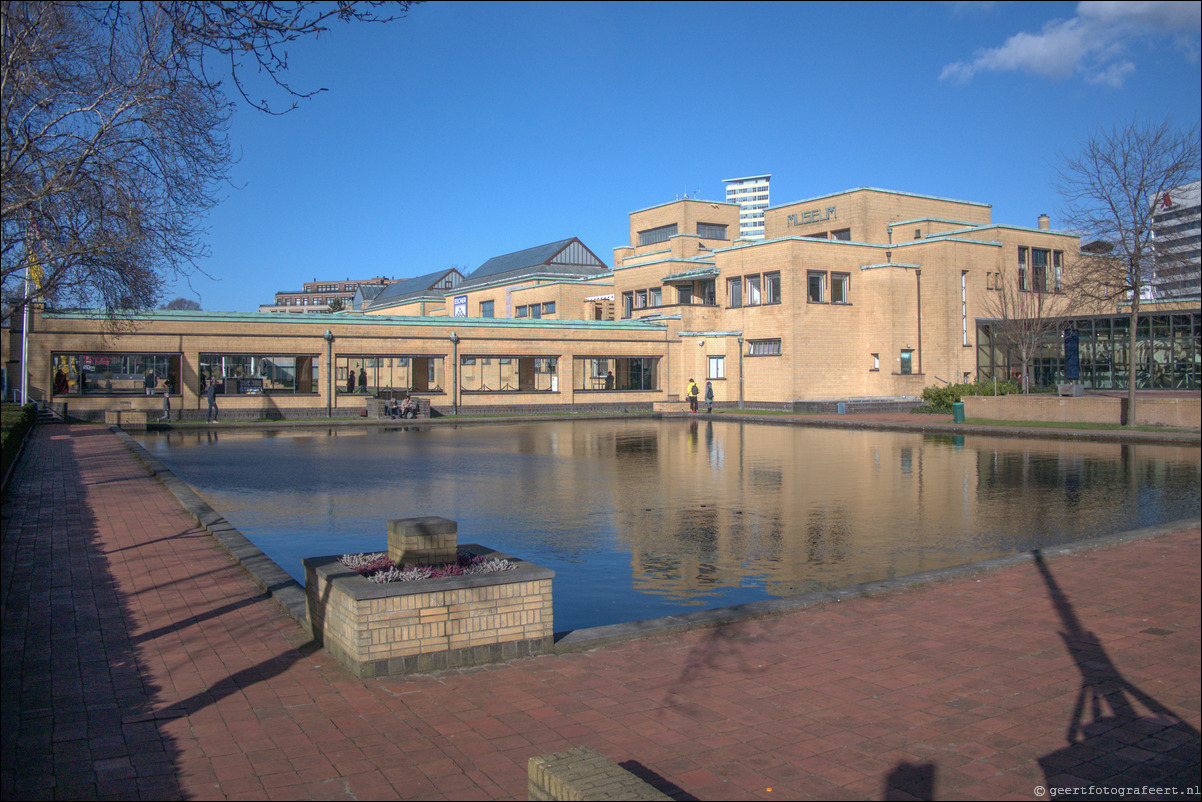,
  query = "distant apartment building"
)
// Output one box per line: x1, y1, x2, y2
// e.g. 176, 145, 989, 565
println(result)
1150, 181, 1201, 300
723, 174, 771, 240
260, 277, 399, 313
